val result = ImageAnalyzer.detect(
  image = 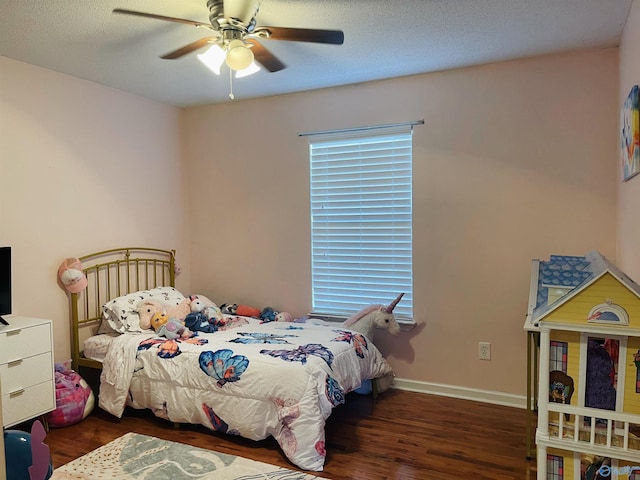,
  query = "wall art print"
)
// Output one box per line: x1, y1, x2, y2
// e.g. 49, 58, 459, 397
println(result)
621, 84, 640, 181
